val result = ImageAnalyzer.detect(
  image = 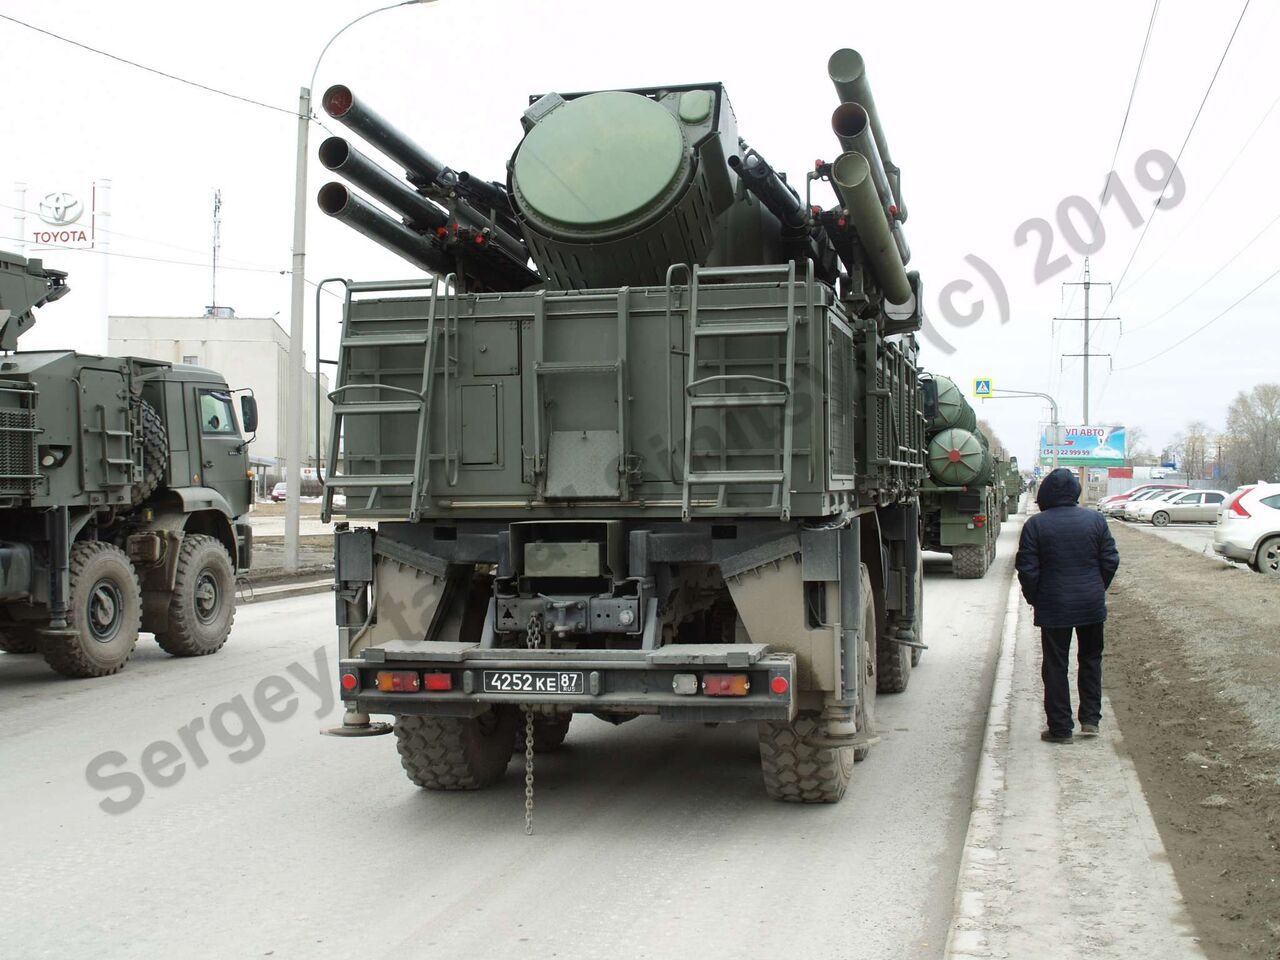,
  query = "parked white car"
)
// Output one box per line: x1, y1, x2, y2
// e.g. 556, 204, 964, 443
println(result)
1135, 489, 1228, 526
1113, 488, 1178, 520
1213, 483, 1280, 576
